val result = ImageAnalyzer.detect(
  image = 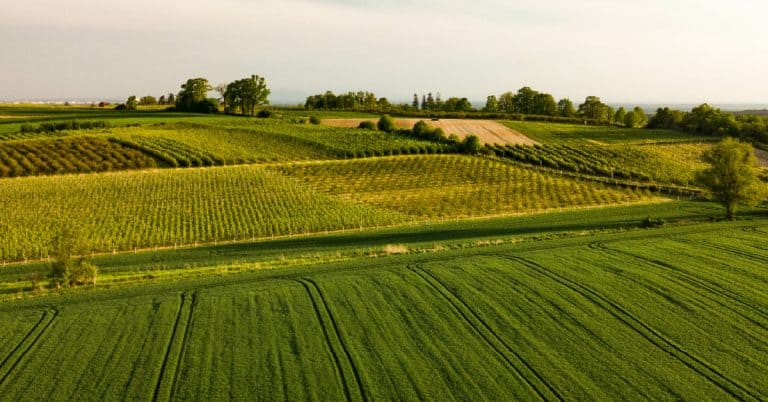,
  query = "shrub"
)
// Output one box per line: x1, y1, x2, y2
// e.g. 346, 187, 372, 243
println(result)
358, 121, 376, 130
49, 226, 98, 288
462, 134, 482, 154
257, 110, 272, 118
377, 115, 396, 132
641, 216, 666, 228
309, 116, 321, 125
